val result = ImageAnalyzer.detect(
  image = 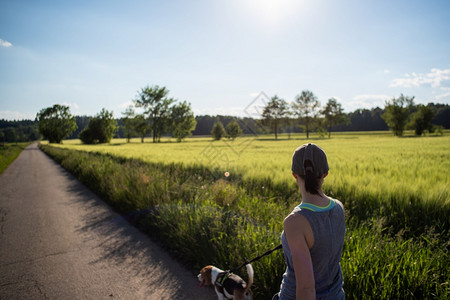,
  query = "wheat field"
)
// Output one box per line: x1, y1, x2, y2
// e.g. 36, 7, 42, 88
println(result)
52, 133, 450, 207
